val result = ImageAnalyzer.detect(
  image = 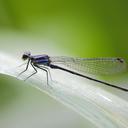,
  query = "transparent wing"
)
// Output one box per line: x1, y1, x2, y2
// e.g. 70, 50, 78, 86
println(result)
50, 57, 127, 75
